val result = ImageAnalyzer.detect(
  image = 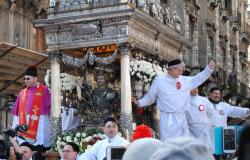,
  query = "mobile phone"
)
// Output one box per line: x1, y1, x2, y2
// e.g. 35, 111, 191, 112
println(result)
223, 126, 236, 153
106, 146, 126, 160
